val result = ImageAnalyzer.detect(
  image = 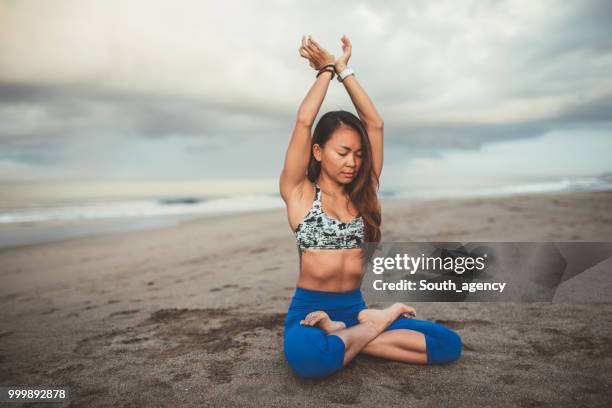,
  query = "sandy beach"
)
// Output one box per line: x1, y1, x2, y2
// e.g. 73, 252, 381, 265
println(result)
1, 190, 611, 407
